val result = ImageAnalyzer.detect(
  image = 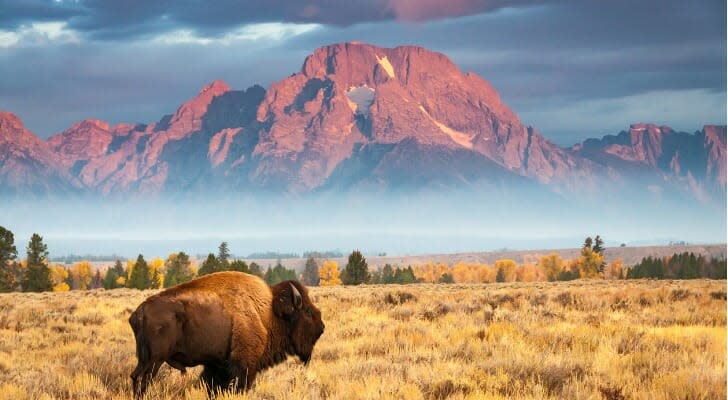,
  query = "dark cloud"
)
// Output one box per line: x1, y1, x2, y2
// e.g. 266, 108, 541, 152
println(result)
0, 0, 542, 39
0, 0, 724, 145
